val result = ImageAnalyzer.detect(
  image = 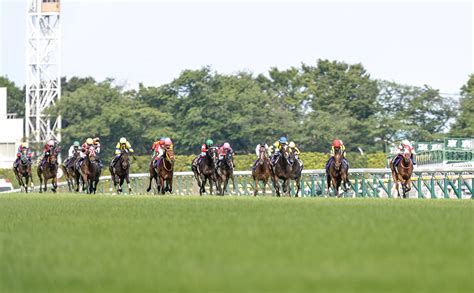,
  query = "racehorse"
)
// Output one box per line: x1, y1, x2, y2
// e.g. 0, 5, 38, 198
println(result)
215, 149, 235, 195
75, 146, 95, 193
326, 149, 350, 197
288, 149, 303, 197
37, 149, 59, 193
61, 152, 80, 192
272, 145, 293, 197
252, 145, 272, 196
88, 148, 102, 194
192, 147, 218, 195
147, 147, 175, 194
390, 147, 413, 198
109, 150, 132, 194
13, 150, 34, 192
